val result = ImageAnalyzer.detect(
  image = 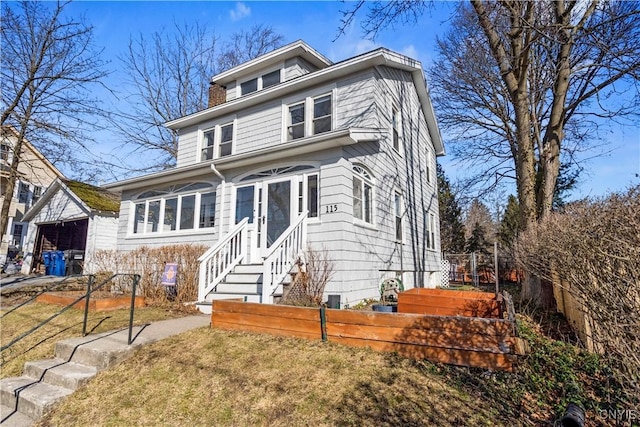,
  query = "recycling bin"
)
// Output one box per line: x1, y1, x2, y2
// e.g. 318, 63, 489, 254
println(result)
42, 251, 53, 275
52, 250, 66, 276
